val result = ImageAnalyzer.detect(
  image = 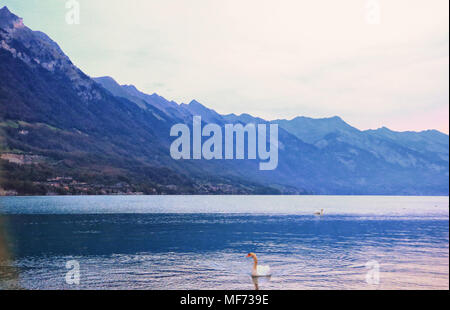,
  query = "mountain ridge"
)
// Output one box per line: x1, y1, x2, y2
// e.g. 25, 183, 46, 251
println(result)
94, 74, 449, 137
1, 7, 448, 196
